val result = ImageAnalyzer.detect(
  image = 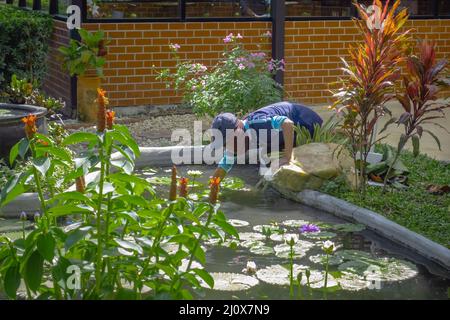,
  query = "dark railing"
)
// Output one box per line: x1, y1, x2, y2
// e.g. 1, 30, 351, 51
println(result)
4, 0, 450, 22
